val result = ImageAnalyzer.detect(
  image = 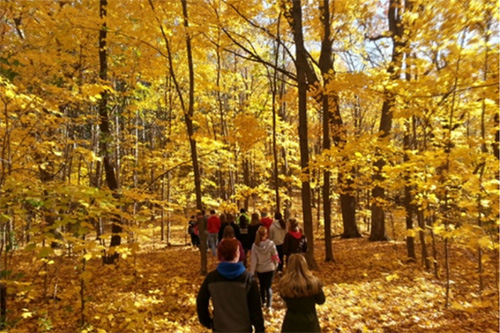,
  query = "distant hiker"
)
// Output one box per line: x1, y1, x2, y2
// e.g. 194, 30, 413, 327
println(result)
269, 212, 287, 273
218, 225, 246, 264
207, 210, 221, 256
248, 213, 261, 249
188, 215, 199, 247
283, 219, 307, 265
259, 209, 273, 230
279, 254, 325, 332
218, 213, 241, 243
196, 210, 209, 251
238, 210, 251, 257
250, 226, 279, 311
197, 238, 265, 333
